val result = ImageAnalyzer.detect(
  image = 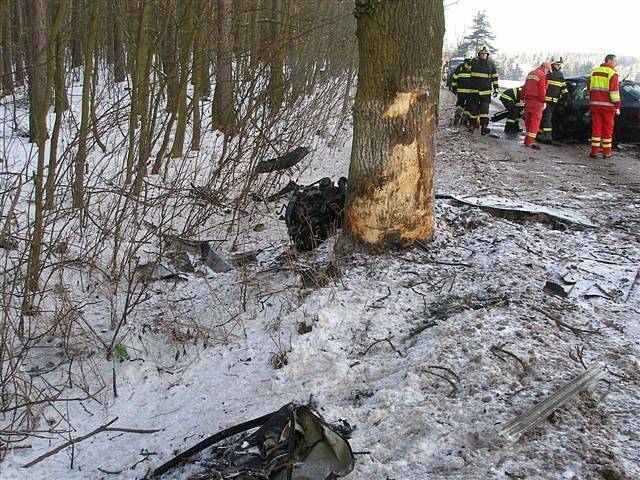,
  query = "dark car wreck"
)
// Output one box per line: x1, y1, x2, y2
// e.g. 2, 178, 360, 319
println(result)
553, 76, 640, 144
